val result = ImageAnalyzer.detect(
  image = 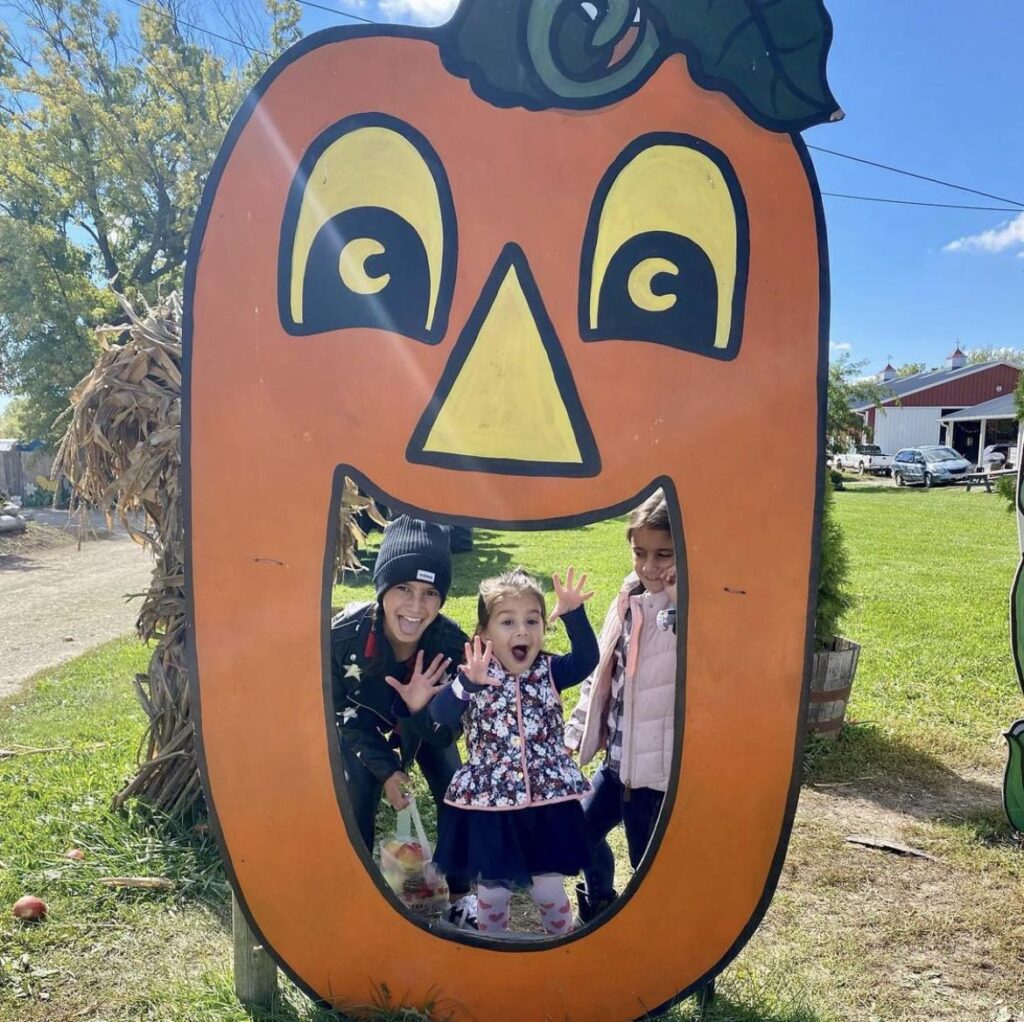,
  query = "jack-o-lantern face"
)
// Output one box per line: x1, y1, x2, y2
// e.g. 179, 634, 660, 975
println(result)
186, 6, 836, 1019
